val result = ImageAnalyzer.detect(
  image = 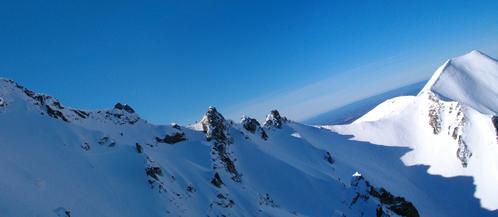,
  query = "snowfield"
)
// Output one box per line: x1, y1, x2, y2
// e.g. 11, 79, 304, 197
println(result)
0, 50, 498, 217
